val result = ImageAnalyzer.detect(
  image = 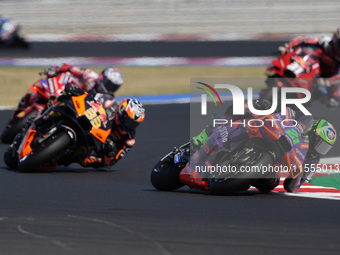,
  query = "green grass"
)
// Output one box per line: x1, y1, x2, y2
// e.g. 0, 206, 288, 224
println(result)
309, 174, 340, 189
0, 66, 267, 106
